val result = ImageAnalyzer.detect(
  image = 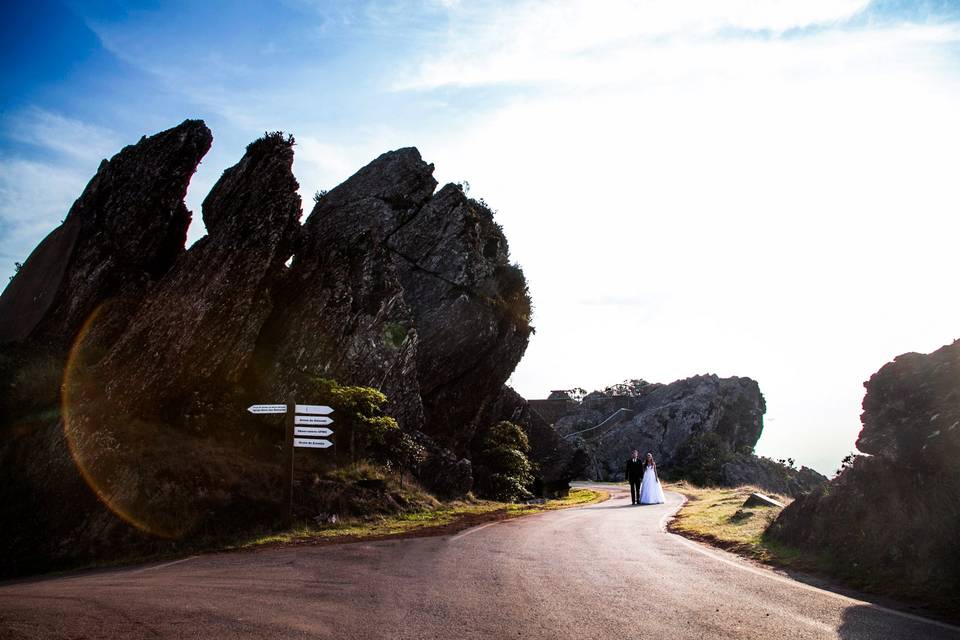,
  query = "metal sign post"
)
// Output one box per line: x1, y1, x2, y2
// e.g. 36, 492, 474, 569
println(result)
283, 394, 295, 528
249, 398, 335, 529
